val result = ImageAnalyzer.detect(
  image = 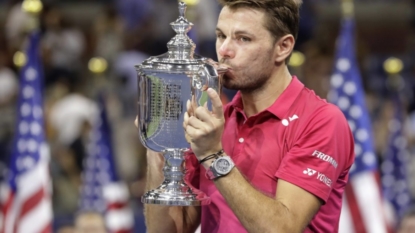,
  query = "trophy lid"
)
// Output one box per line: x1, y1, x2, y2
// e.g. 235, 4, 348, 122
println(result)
137, 2, 205, 72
